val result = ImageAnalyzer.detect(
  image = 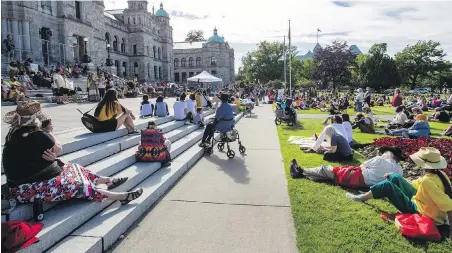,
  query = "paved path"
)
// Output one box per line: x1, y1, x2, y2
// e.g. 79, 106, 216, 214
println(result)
1, 97, 177, 145
110, 105, 298, 253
